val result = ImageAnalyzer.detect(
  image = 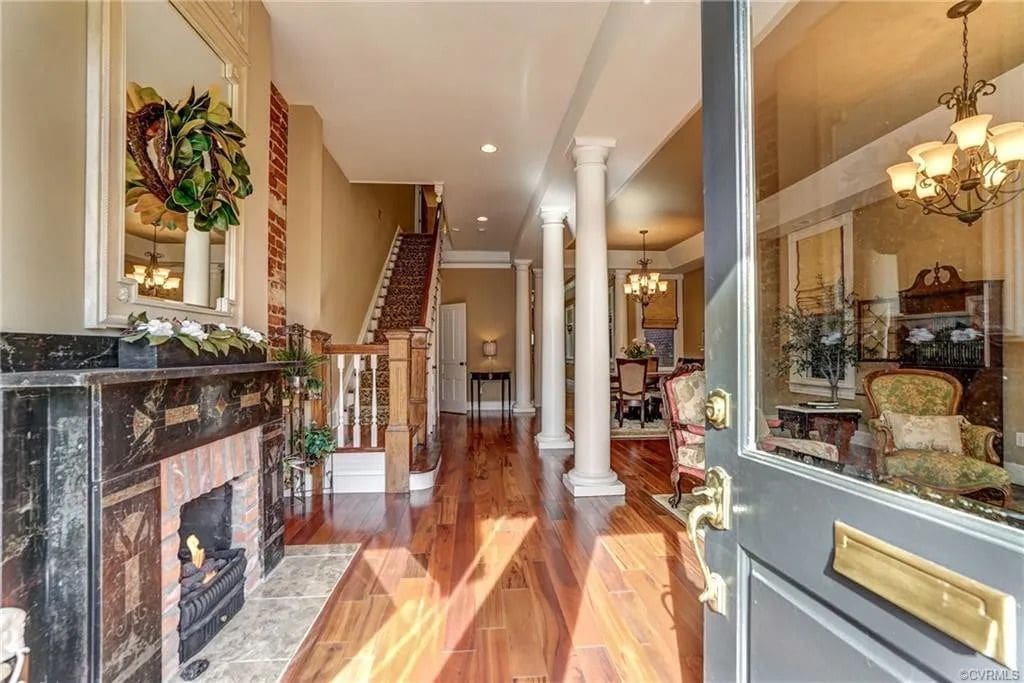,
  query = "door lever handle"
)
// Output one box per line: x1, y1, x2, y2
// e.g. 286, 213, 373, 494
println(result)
686, 466, 732, 615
